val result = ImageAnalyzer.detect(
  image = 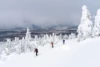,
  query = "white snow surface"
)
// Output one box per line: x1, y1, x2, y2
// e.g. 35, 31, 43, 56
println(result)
0, 37, 100, 67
